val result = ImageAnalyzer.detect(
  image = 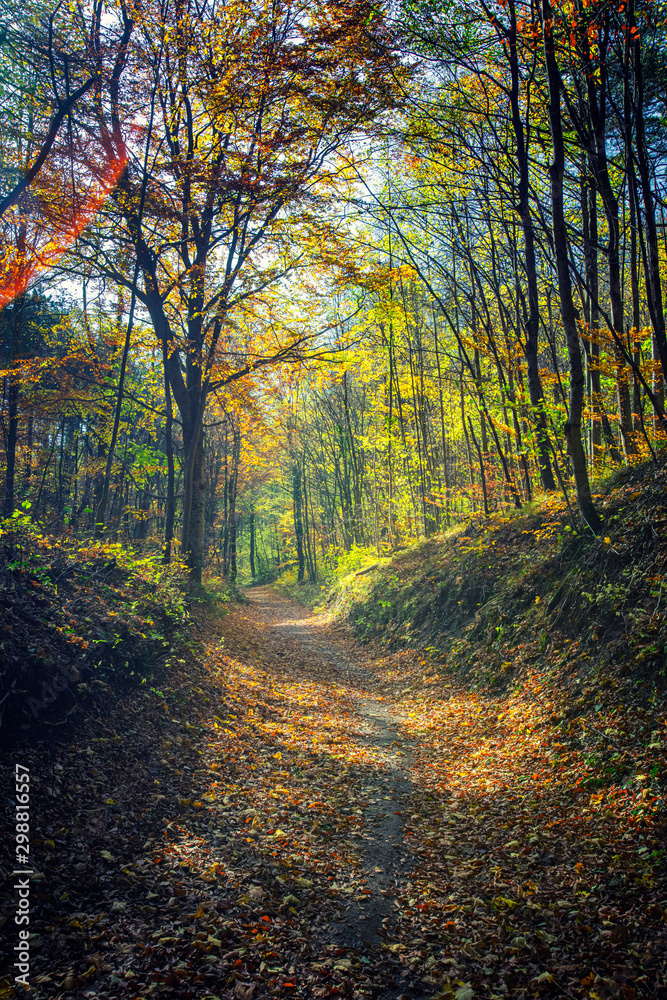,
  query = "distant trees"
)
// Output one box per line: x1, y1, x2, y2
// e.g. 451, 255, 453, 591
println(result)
0, 292, 62, 515
236, 0, 667, 572
355, 0, 667, 533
